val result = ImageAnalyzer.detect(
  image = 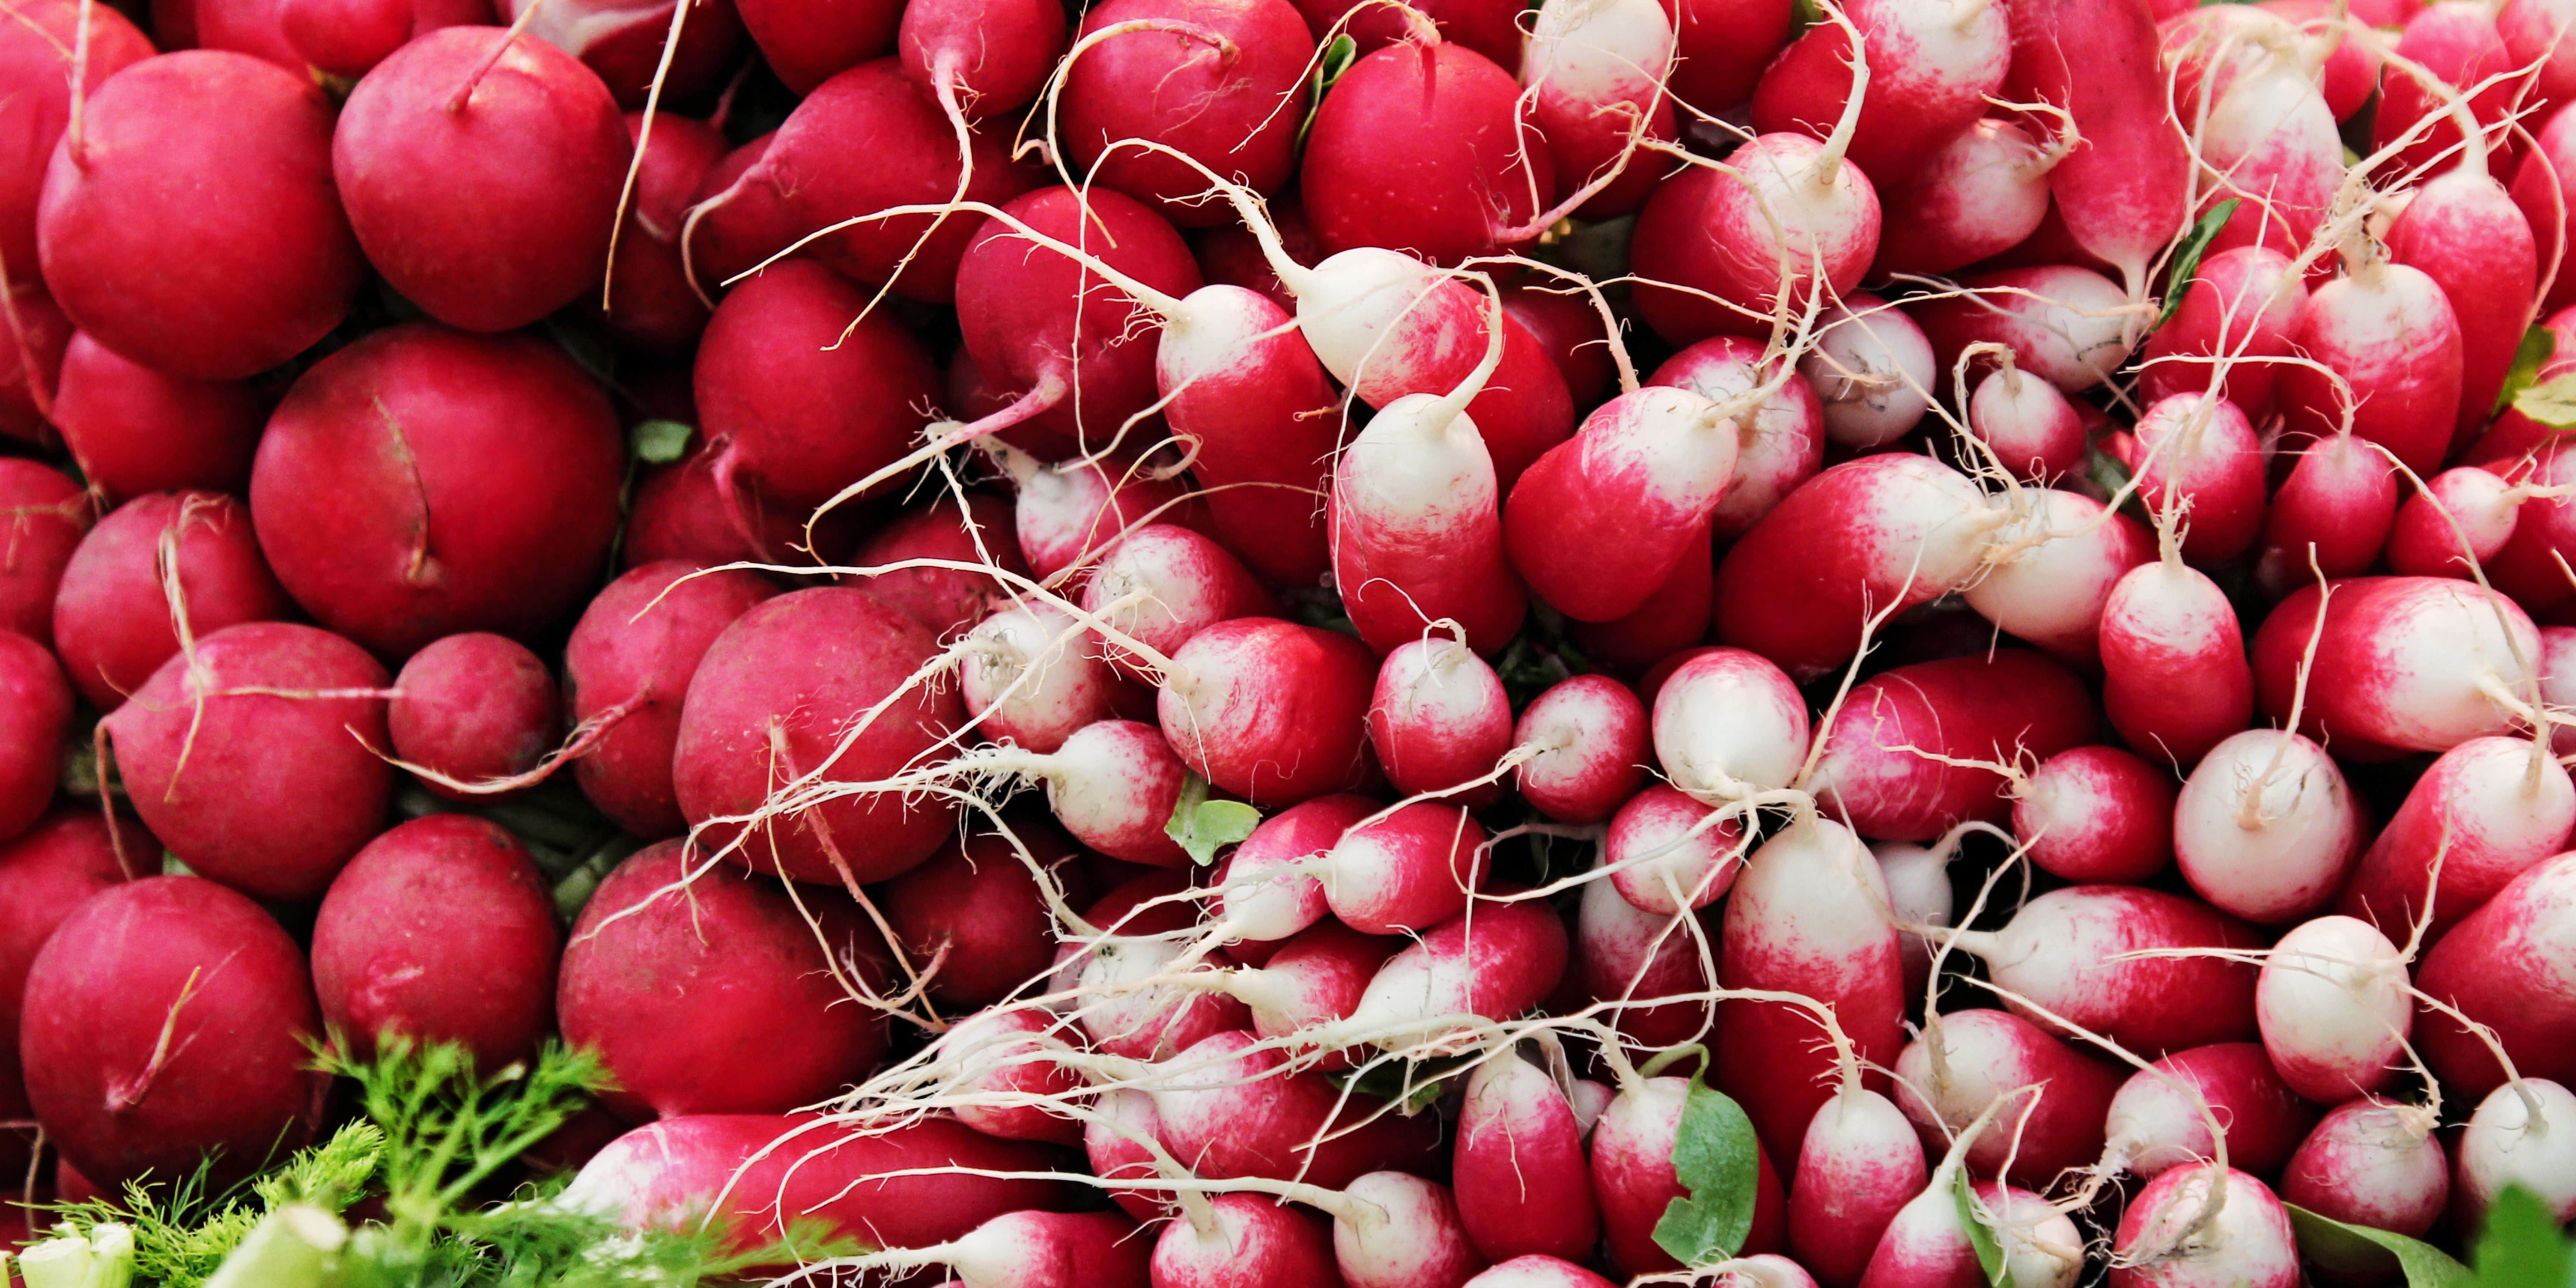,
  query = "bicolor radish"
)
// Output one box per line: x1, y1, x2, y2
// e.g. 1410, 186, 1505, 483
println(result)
2171, 728, 2367, 923
2002, 0, 2193, 296
1806, 650, 2098, 843
1512, 674, 1651, 824
2458, 1078, 2576, 1220
1750, 0, 2011, 185
2273, 252, 2467, 478
2251, 575, 2542, 758
1307, 802, 1491, 936
1521, 0, 1679, 218
1367, 635, 1515, 804
2011, 745, 2176, 883
2337, 734, 2574, 937
2254, 430, 2399, 590
1857, 1098, 2086, 1288
1453, 1048, 1600, 1264
2098, 543, 2255, 767
1591, 1074, 1787, 1276
1872, 840, 1955, 998
1966, 355, 2088, 484
1214, 794, 1379, 946
1339, 896, 1571, 1053
2412, 853, 2576, 1096
2255, 915, 2413, 1102
2097, 1044, 2318, 1179
2106, 1165, 2299, 1288
1872, 119, 2058, 277
2279, 1099, 2451, 1261
1080, 524, 1276, 679
1789, 1070, 1926, 1288
2139, 245, 2308, 415
1605, 783, 1746, 915
1961, 490, 2156, 665
2117, 392, 2267, 564
1799, 294, 1935, 449
1913, 266, 2137, 392
958, 601, 1123, 754
1650, 646, 1811, 805
1892, 1007, 2123, 1188
1644, 335, 1828, 537
2384, 465, 2527, 578
1931, 886, 2261, 1055
1056, 0, 1312, 227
